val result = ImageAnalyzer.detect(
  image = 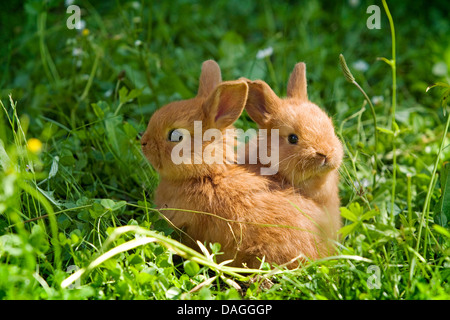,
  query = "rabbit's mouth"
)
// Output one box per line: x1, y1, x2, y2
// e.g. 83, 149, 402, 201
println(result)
305, 157, 338, 178
152, 151, 163, 170
313, 147, 342, 171
317, 158, 340, 172
142, 141, 163, 171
